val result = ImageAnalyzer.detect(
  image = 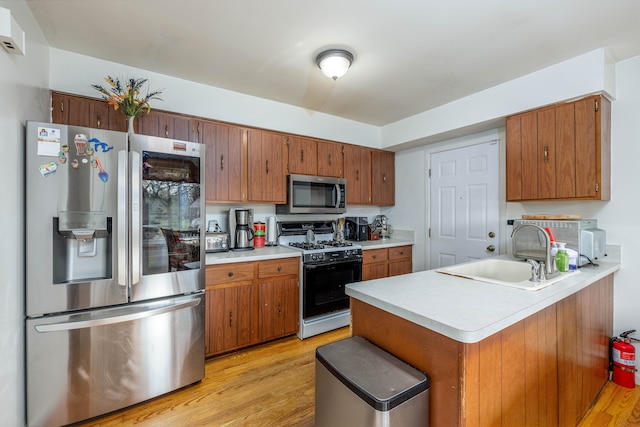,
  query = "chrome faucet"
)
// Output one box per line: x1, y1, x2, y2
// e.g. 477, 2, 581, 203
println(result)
511, 223, 560, 282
